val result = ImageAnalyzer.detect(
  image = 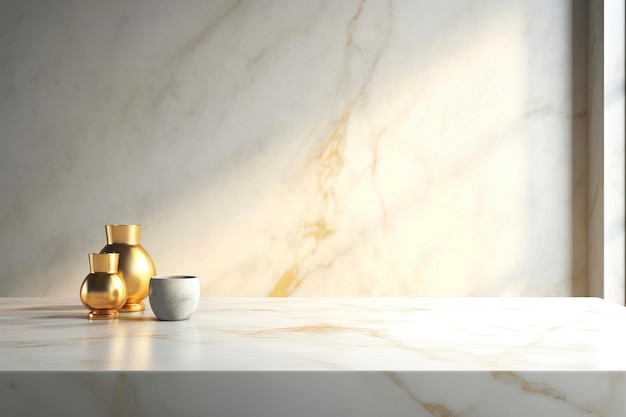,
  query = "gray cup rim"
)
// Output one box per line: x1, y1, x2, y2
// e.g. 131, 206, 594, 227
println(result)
151, 275, 197, 280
